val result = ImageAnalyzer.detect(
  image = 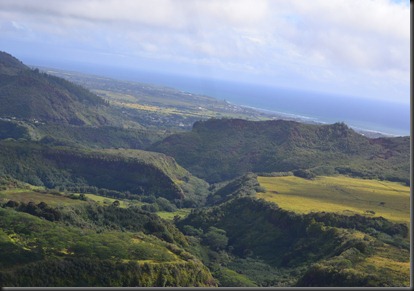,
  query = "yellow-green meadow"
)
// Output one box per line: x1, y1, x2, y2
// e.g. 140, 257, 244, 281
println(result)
257, 175, 410, 224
